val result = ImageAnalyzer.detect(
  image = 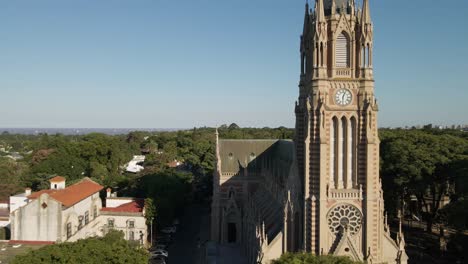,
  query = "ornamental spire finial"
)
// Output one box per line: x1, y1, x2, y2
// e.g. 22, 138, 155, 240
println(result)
315, 0, 325, 23
362, 0, 371, 24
